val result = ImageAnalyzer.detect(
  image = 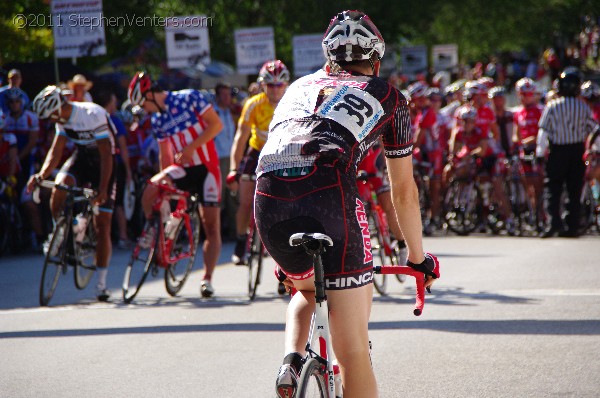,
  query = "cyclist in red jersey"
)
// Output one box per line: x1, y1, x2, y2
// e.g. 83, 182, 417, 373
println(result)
0, 114, 19, 180
581, 81, 600, 199
128, 72, 224, 298
513, 78, 545, 221
410, 83, 444, 232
